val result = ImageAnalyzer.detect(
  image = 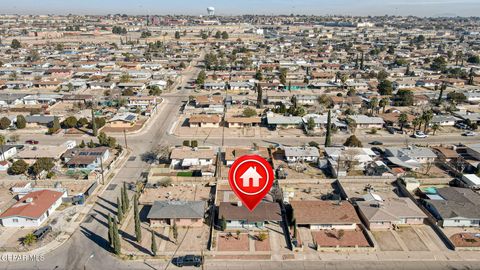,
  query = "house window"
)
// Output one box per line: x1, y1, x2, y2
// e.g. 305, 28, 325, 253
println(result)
12, 218, 18, 223
454, 220, 460, 223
